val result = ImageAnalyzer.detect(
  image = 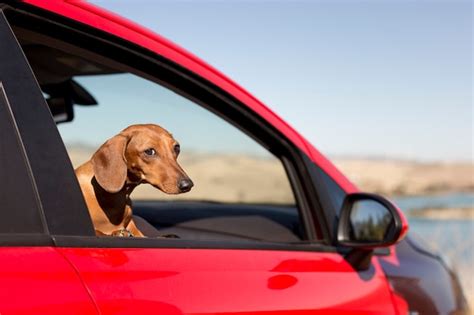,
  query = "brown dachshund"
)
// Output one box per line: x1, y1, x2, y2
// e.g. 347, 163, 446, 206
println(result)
75, 124, 193, 237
